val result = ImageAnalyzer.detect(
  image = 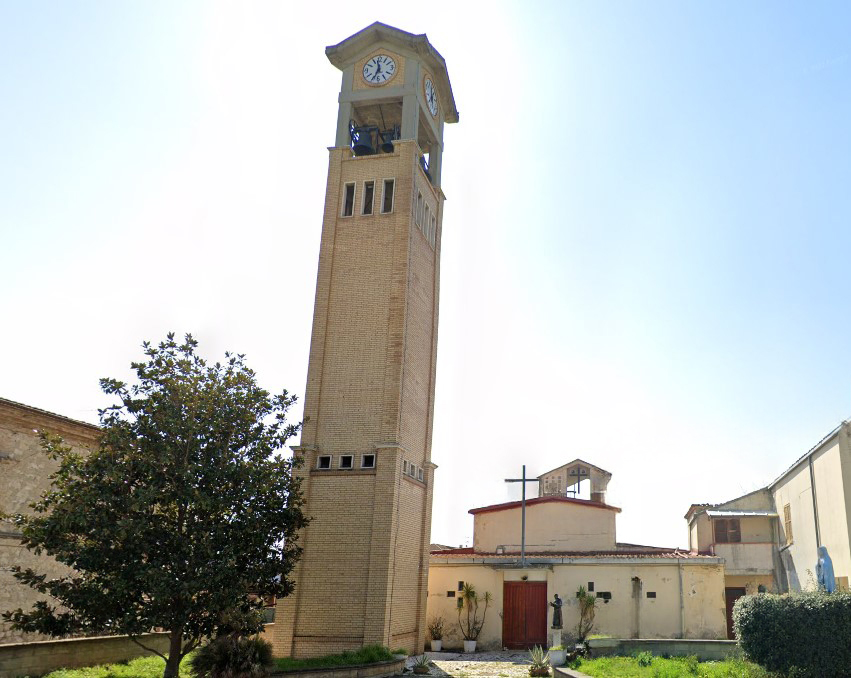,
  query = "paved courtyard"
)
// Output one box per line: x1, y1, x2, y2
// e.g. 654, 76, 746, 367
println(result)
403, 651, 540, 677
